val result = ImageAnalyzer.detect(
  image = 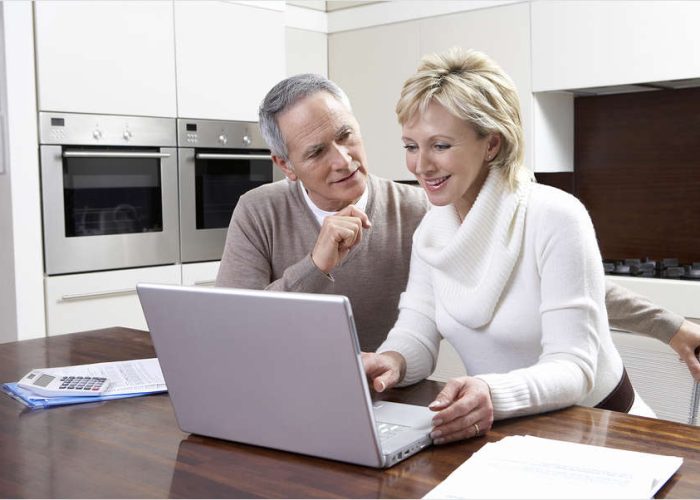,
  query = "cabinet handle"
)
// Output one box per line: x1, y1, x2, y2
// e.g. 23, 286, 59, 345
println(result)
60, 288, 137, 302
193, 280, 216, 287
63, 151, 171, 159
195, 153, 272, 161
